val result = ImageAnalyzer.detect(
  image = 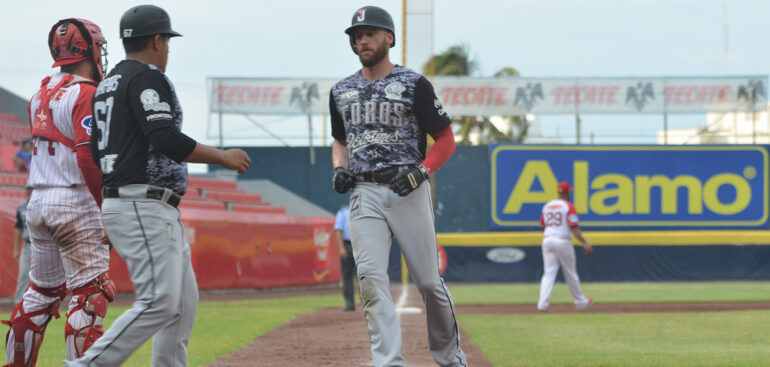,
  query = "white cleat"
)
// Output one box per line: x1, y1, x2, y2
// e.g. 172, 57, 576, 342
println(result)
577, 297, 594, 311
